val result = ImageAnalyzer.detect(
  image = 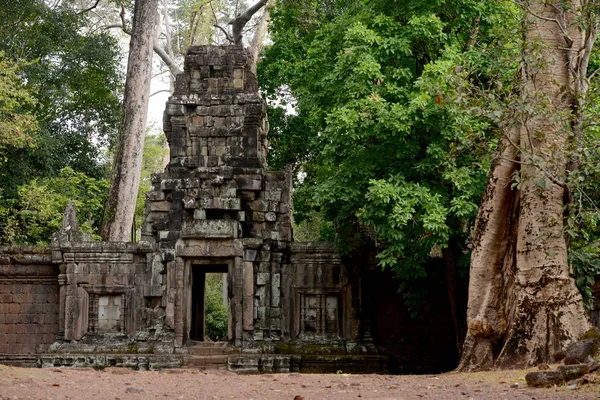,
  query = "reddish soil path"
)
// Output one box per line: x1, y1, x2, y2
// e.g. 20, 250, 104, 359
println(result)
0, 365, 598, 399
